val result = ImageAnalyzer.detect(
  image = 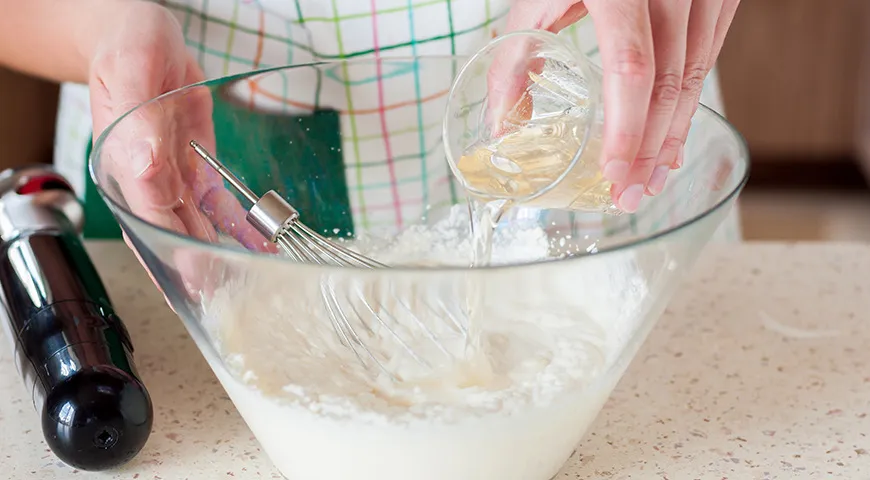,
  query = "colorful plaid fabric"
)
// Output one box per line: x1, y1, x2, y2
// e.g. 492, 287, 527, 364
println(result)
54, 0, 742, 242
